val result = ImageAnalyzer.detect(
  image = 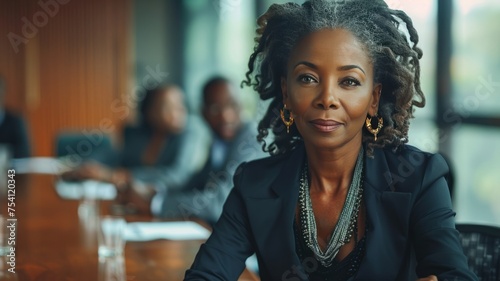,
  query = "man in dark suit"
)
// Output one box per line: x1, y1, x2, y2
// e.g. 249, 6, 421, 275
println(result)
159, 77, 265, 225
0, 76, 31, 158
